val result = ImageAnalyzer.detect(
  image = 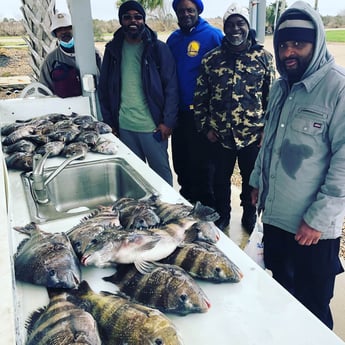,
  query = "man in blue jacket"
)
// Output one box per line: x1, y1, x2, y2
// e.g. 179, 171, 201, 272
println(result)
98, 1, 178, 185
250, 0, 345, 329
167, 0, 223, 203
